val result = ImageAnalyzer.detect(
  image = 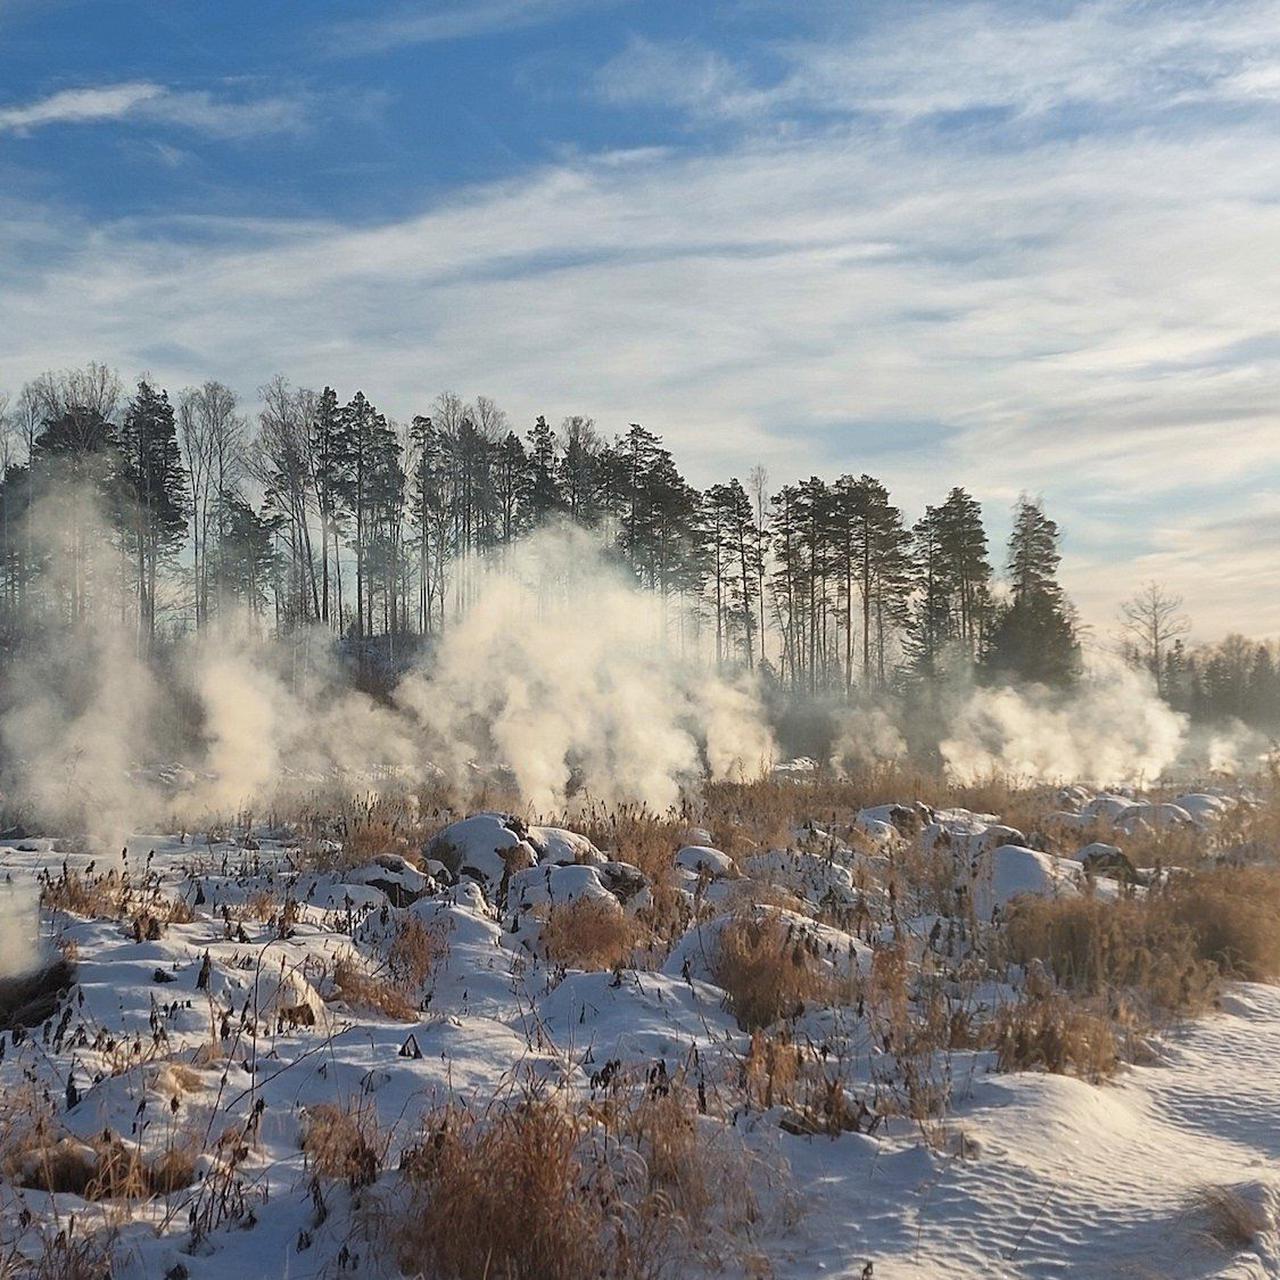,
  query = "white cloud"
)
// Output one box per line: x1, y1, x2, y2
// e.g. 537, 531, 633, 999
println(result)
596, 0, 1280, 125
4, 1, 1280, 633
326, 0, 618, 53
0, 82, 162, 131
0, 82, 307, 138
